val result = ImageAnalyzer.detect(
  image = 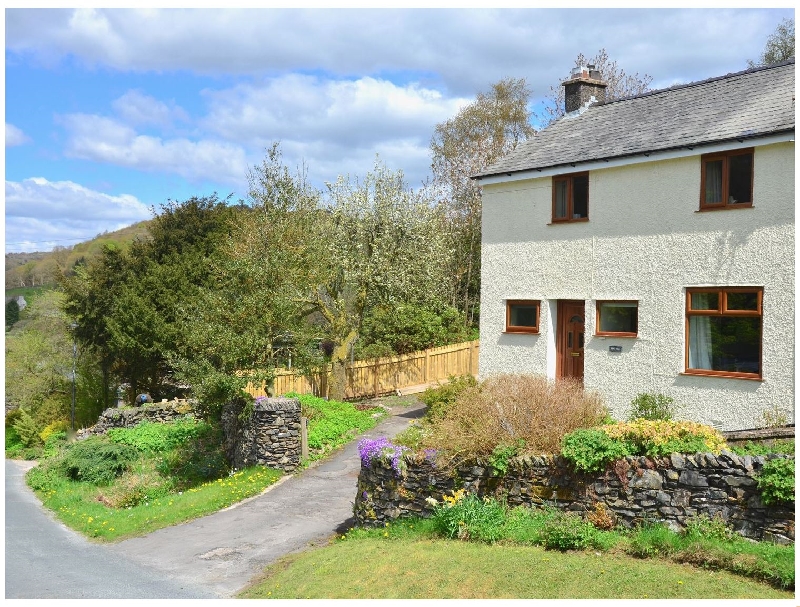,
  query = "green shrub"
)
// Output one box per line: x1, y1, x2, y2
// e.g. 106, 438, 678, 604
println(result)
683, 513, 735, 542
538, 508, 599, 551
629, 521, 682, 558
40, 420, 70, 444
59, 438, 138, 485
429, 490, 506, 542
602, 419, 727, 457
419, 375, 477, 420
488, 440, 525, 475
756, 458, 794, 505
26, 460, 67, 492
730, 440, 795, 456
6, 426, 24, 452
41, 431, 68, 459
561, 428, 633, 473
628, 393, 675, 421
12, 408, 43, 447
107, 418, 211, 453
